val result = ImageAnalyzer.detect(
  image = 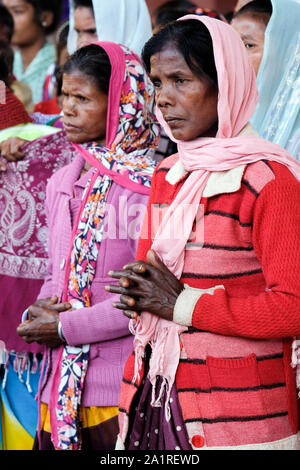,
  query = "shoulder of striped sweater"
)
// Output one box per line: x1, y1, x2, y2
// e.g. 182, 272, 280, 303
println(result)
244, 160, 299, 195
154, 152, 179, 173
